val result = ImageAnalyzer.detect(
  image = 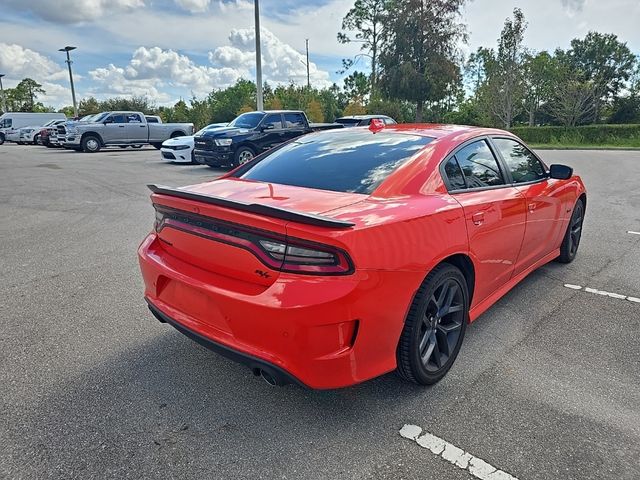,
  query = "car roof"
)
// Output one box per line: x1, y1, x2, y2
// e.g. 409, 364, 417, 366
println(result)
375, 123, 513, 140
337, 115, 390, 120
